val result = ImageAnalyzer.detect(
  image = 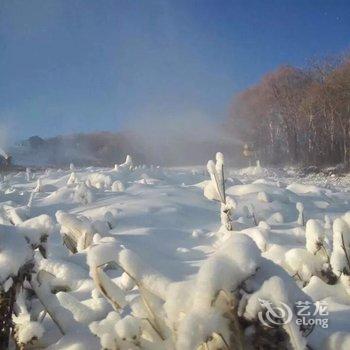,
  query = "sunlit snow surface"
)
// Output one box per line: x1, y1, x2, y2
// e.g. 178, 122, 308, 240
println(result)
1, 163, 350, 348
